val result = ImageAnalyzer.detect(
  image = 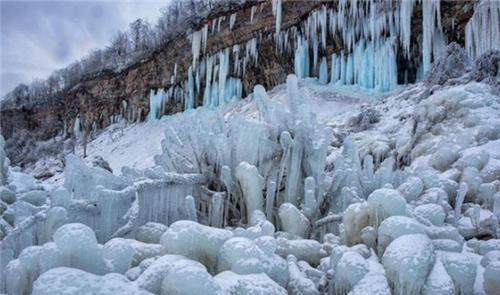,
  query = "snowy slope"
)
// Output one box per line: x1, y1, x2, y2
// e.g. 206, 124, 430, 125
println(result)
82, 80, 383, 174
